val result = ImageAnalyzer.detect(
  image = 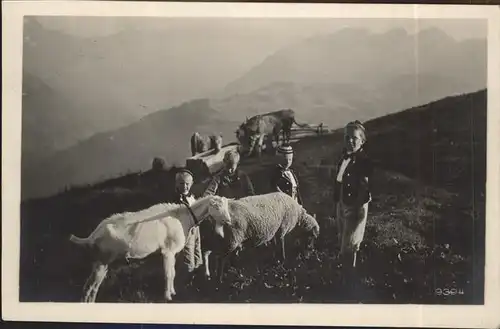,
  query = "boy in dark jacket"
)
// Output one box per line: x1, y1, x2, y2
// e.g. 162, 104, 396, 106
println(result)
332, 120, 374, 275
270, 144, 303, 205
204, 149, 255, 199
